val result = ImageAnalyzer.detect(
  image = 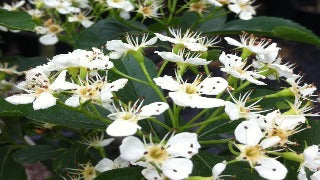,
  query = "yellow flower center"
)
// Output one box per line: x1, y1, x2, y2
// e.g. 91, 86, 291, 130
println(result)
122, 112, 134, 120
268, 128, 292, 146
184, 84, 198, 94
82, 165, 96, 180
242, 145, 264, 164
190, 2, 206, 14
48, 24, 62, 34
146, 146, 168, 164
